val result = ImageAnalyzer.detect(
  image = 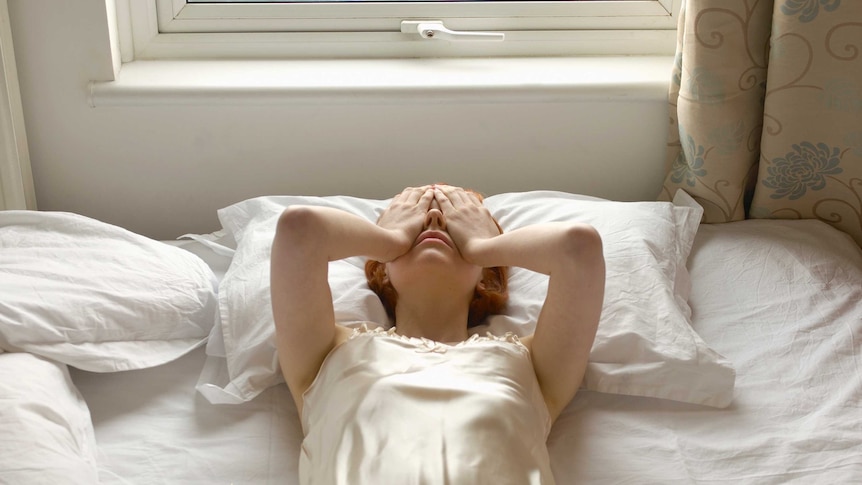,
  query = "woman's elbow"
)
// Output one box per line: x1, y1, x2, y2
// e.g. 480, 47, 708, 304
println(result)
275, 206, 324, 249
560, 224, 603, 262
